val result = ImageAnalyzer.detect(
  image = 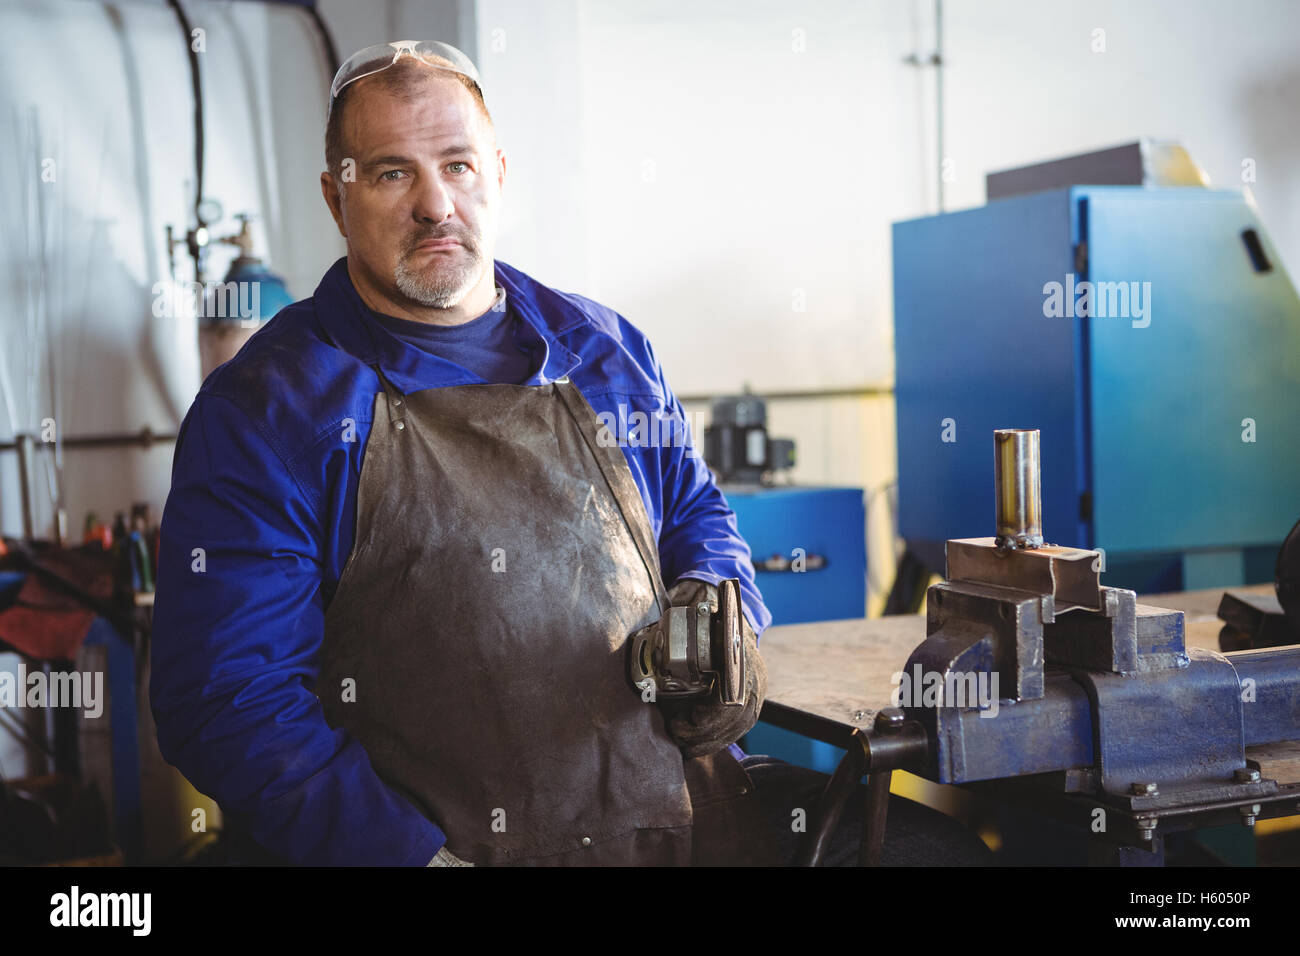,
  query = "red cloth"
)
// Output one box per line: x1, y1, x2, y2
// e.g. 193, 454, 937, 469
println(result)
0, 547, 115, 661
